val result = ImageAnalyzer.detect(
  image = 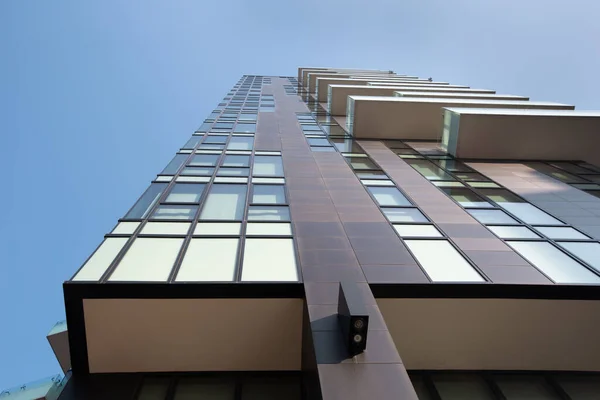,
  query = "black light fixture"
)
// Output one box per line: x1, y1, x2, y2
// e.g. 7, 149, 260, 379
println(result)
337, 281, 369, 357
